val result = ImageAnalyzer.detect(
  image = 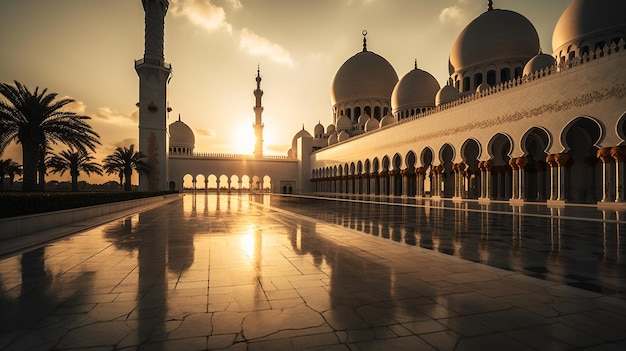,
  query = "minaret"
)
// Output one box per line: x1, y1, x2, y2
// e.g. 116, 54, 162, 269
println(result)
253, 66, 264, 158
135, 0, 172, 191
